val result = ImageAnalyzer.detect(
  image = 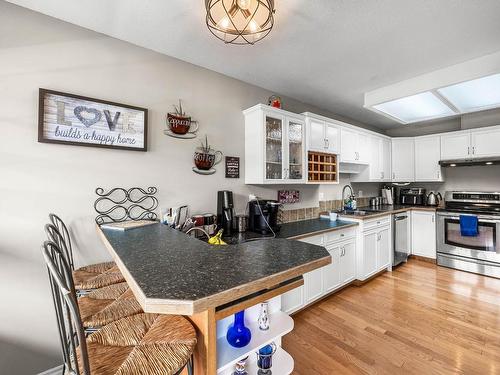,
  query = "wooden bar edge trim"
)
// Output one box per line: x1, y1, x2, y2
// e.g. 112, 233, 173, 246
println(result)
215, 278, 304, 321
191, 255, 331, 314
